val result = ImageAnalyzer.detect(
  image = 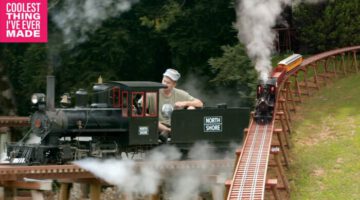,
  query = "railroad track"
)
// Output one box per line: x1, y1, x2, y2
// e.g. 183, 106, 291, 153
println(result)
0, 159, 234, 181
228, 122, 274, 200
